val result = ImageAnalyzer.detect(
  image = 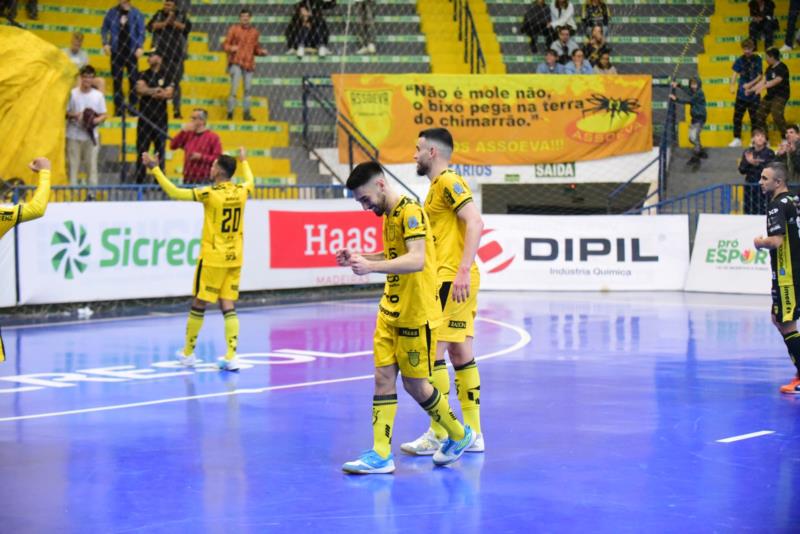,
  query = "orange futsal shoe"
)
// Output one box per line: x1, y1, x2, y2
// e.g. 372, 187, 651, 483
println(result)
779, 376, 800, 394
